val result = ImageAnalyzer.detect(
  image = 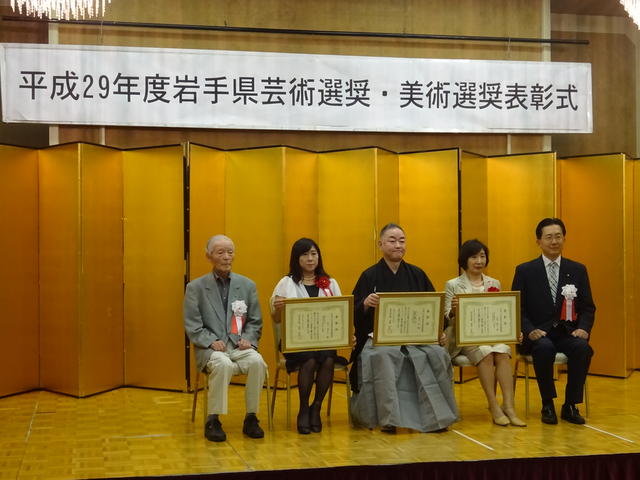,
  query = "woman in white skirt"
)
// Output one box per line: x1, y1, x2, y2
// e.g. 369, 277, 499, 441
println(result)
444, 239, 526, 427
